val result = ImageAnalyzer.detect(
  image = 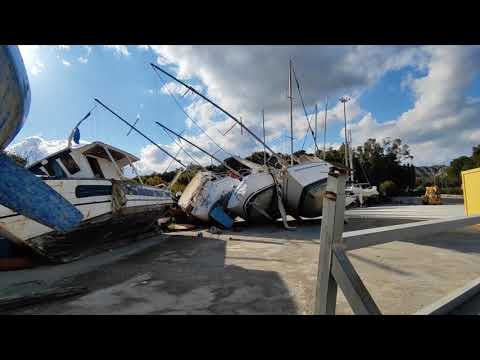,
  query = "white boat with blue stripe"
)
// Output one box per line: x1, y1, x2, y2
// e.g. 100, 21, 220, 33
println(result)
0, 141, 173, 263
